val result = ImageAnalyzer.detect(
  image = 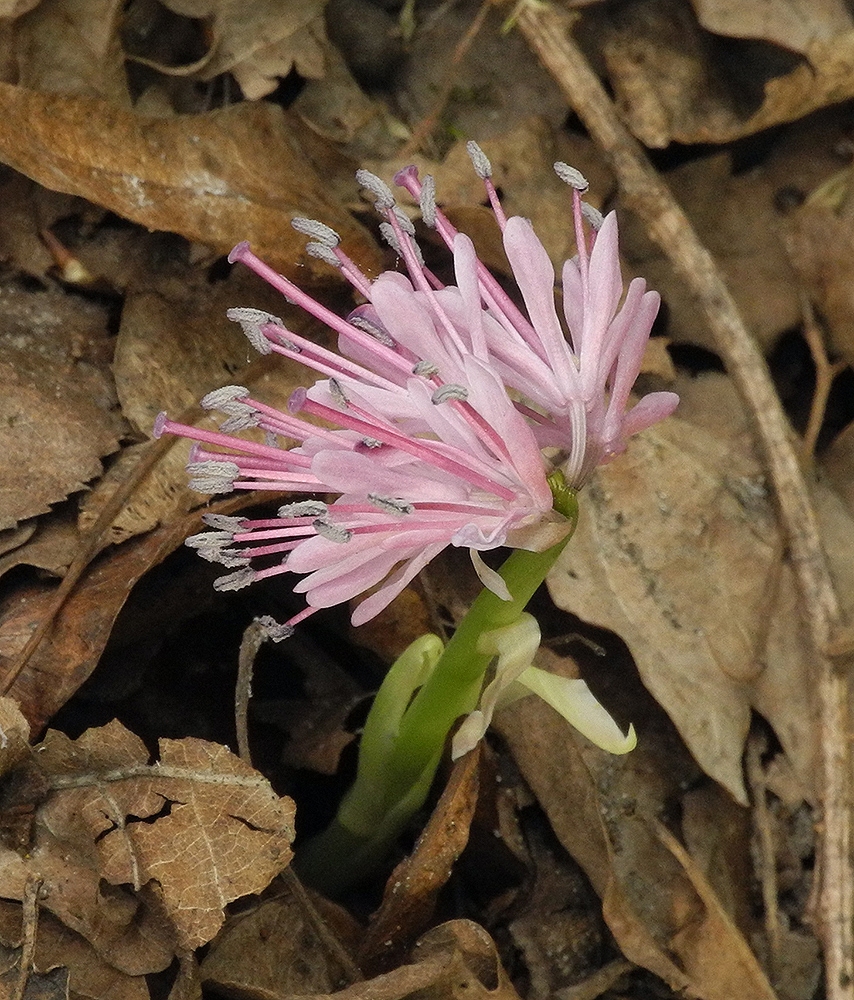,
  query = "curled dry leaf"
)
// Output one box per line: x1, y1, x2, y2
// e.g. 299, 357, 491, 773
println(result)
496, 695, 777, 1000
0, 84, 381, 283
0, 283, 121, 530
358, 748, 481, 972
547, 409, 811, 804
13, 0, 128, 103
207, 919, 522, 1000
154, 0, 329, 100
595, 0, 854, 146
0, 514, 208, 728
0, 718, 295, 977
201, 888, 358, 997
